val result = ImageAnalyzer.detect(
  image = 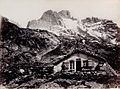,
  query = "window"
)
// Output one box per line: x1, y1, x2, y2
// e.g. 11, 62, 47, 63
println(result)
83, 60, 88, 67
88, 60, 93, 67
62, 62, 69, 71
69, 60, 74, 71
